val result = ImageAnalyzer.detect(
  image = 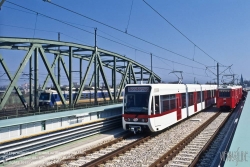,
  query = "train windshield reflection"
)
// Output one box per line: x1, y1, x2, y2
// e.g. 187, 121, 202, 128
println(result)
124, 94, 150, 114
